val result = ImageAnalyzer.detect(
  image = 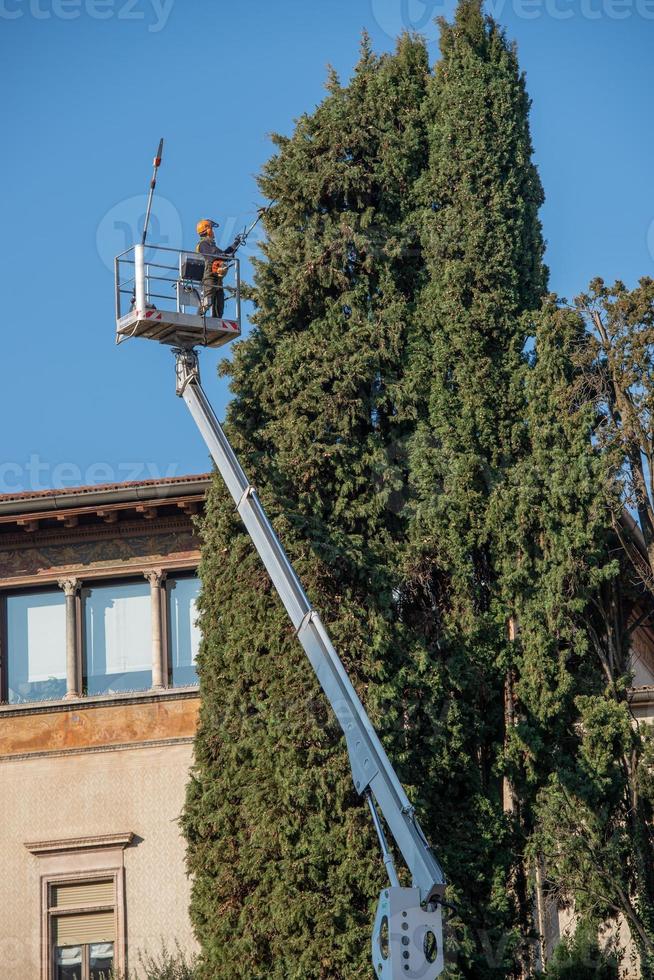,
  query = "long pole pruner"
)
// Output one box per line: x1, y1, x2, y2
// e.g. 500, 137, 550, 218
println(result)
142, 137, 164, 246
231, 200, 276, 252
